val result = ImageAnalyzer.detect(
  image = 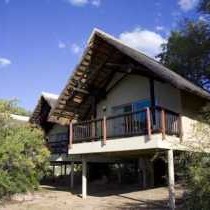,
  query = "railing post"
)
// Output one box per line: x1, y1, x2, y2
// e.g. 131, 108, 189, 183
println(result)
103, 116, 107, 145
69, 121, 73, 149
146, 107, 151, 140
178, 114, 183, 142
91, 116, 96, 141
161, 109, 166, 140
